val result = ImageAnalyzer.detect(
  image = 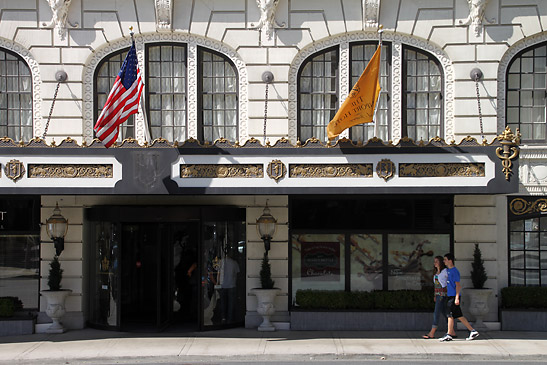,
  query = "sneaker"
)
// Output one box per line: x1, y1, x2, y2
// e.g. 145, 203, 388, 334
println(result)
439, 334, 453, 342
466, 330, 479, 341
